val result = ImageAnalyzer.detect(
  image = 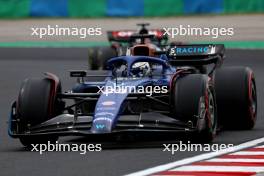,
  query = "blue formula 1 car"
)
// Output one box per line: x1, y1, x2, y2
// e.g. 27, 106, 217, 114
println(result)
8, 44, 257, 147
